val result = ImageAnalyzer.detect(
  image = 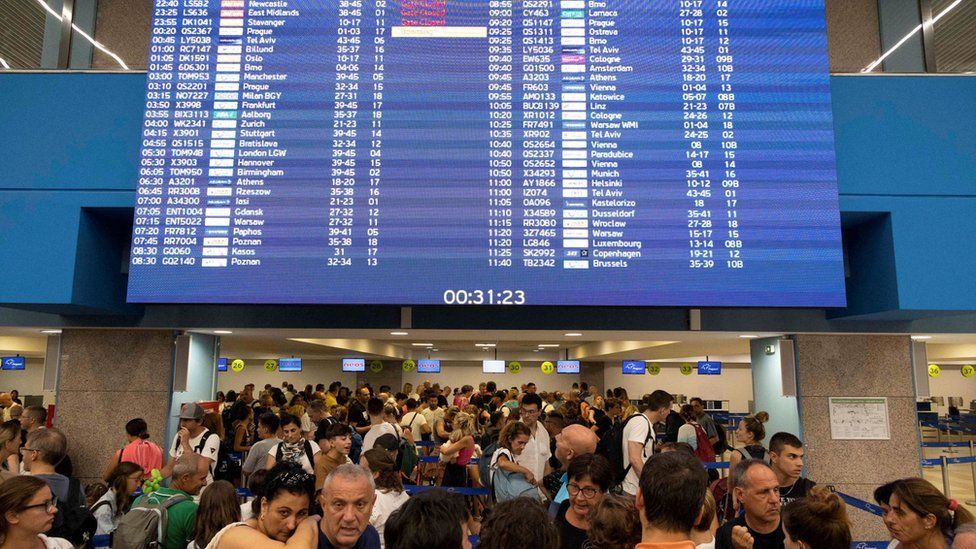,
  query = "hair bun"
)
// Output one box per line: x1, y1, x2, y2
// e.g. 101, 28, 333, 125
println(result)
753, 411, 769, 423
